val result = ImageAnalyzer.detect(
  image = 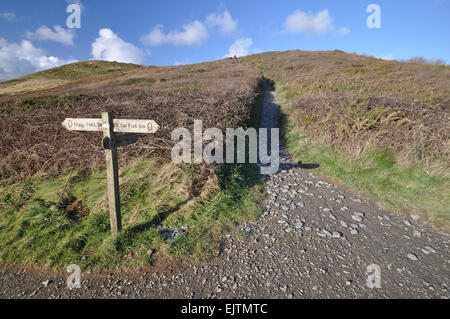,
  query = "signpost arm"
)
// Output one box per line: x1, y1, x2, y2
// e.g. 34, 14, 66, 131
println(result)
102, 112, 122, 235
